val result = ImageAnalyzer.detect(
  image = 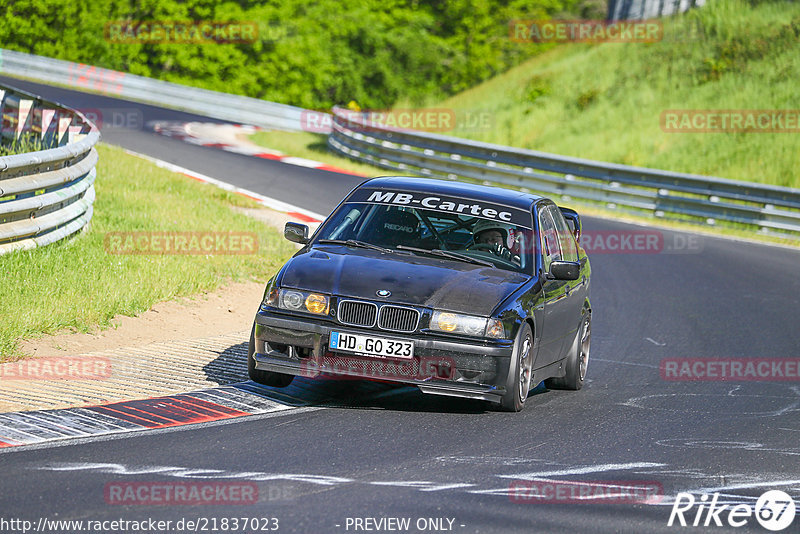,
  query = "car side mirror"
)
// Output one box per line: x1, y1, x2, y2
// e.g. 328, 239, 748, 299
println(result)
559, 207, 582, 242
549, 260, 581, 281
284, 222, 309, 244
